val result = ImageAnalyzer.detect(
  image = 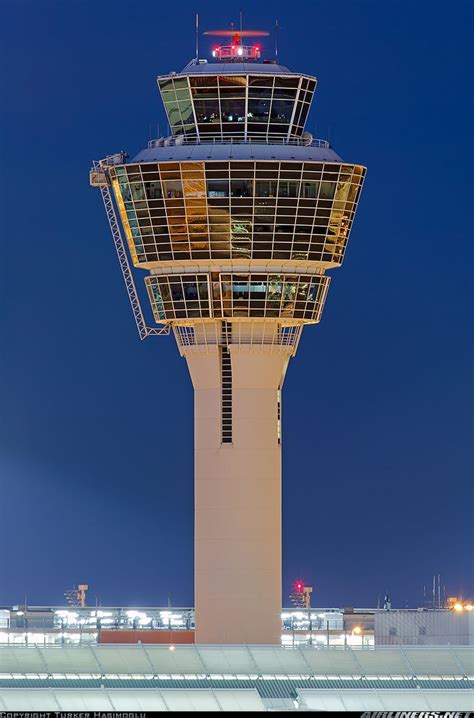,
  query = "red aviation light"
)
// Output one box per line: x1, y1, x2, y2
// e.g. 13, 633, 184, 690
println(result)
295, 581, 304, 593
204, 28, 269, 62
